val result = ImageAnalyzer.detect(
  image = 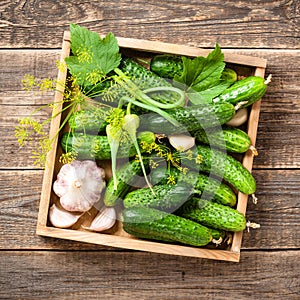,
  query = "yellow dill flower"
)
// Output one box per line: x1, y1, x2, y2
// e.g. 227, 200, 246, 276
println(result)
59, 152, 77, 164
92, 143, 100, 155
196, 154, 203, 164
106, 108, 125, 129
167, 175, 176, 185
149, 159, 159, 169
15, 125, 30, 146
39, 78, 56, 91
86, 70, 104, 85
76, 45, 93, 64
182, 167, 189, 175
56, 60, 67, 73
21, 74, 37, 90
31, 138, 52, 167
